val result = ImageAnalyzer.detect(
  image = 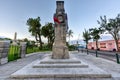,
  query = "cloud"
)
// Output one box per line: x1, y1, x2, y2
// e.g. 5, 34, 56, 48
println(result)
0, 36, 7, 38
